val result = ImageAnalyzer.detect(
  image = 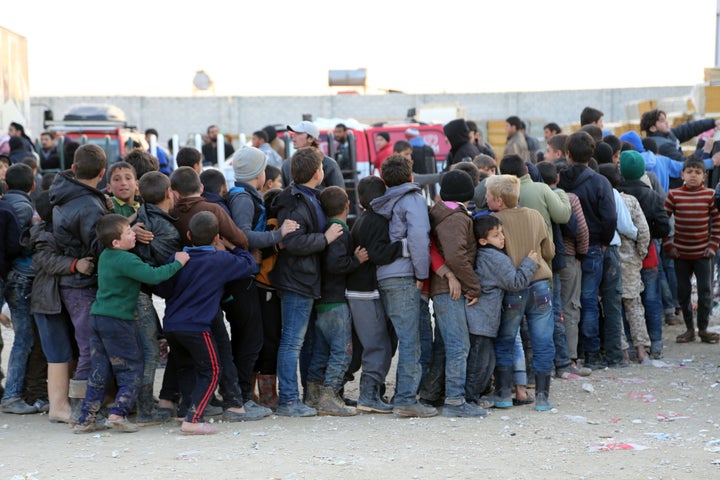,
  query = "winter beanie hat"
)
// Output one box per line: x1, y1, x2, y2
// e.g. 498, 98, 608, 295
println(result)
440, 169, 475, 202
619, 150, 645, 181
232, 146, 267, 182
